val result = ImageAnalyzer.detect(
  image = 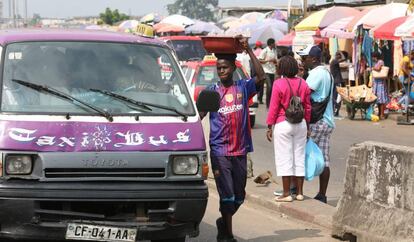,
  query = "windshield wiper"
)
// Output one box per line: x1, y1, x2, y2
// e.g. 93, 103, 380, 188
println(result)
12, 79, 113, 122
90, 89, 152, 112
90, 88, 188, 122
